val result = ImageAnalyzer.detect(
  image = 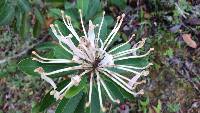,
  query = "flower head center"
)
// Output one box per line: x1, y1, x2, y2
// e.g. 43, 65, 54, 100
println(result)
92, 57, 101, 69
